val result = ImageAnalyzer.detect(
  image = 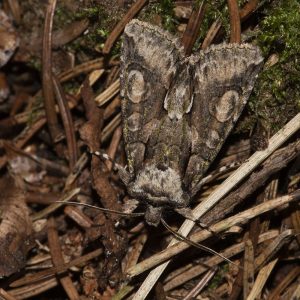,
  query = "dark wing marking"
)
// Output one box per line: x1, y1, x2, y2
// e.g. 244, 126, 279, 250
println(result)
121, 20, 184, 174
184, 43, 263, 195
